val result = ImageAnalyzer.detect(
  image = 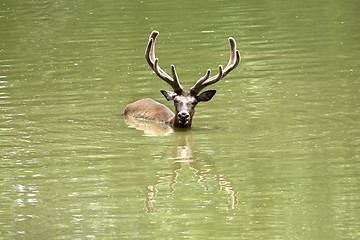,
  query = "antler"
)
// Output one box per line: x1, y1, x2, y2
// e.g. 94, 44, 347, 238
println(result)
145, 31, 183, 93
190, 37, 241, 96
